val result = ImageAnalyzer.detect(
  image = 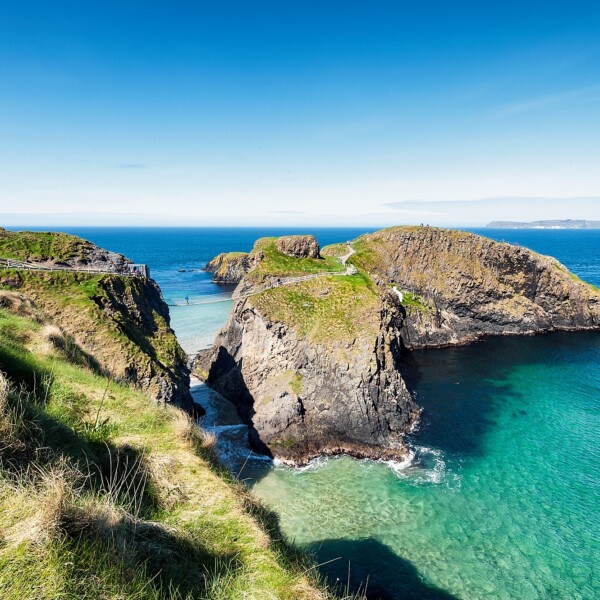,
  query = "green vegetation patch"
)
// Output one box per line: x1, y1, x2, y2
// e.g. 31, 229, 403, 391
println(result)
248, 238, 344, 281
0, 305, 327, 599
289, 371, 303, 395
401, 291, 430, 313
320, 243, 347, 259
0, 229, 91, 262
349, 238, 386, 274
250, 274, 380, 343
